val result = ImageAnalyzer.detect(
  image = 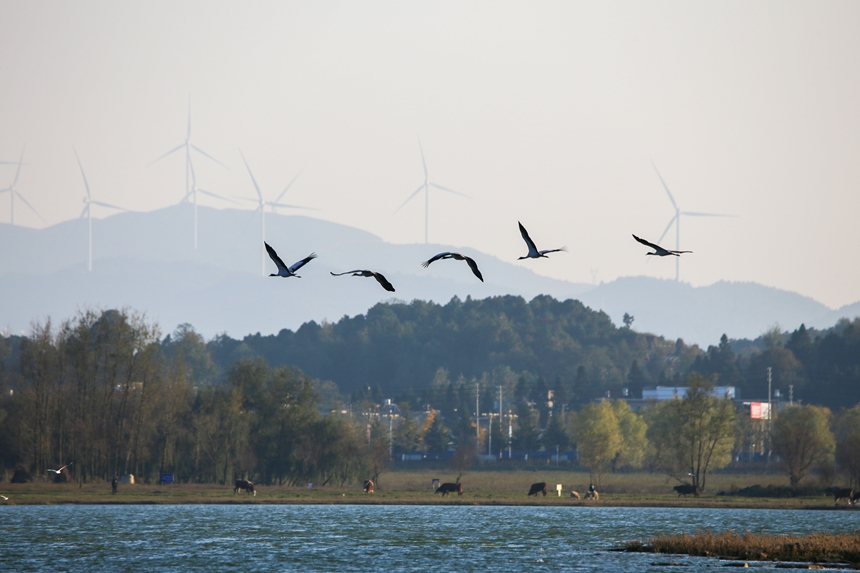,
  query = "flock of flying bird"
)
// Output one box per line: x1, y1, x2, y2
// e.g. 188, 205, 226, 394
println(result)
264, 221, 689, 292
